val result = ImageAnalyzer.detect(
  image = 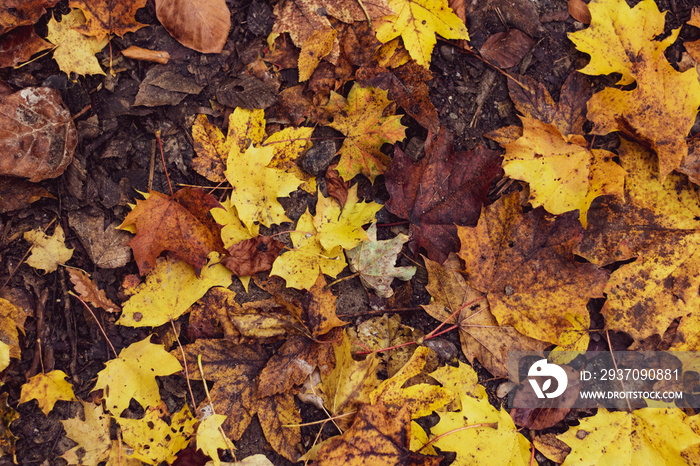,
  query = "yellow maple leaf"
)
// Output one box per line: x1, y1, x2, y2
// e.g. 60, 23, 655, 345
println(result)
117, 404, 196, 465
264, 126, 315, 193
24, 224, 74, 273
224, 144, 302, 230
93, 337, 182, 415
568, 0, 677, 86
318, 332, 380, 426
325, 84, 407, 182
503, 116, 625, 226
19, 370, 77, 415
46, 9, 108, 76
557, 408, 700, 465
197, 414, 235, 466
374, 0, 469, 68
315, 185, 383, 251
585, 51, 700, 179
370, 346, 454, 418
117, 257, 232, 327
576, 140, 700, 341
61, 402, 111, 465
271, 185, 381, 290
